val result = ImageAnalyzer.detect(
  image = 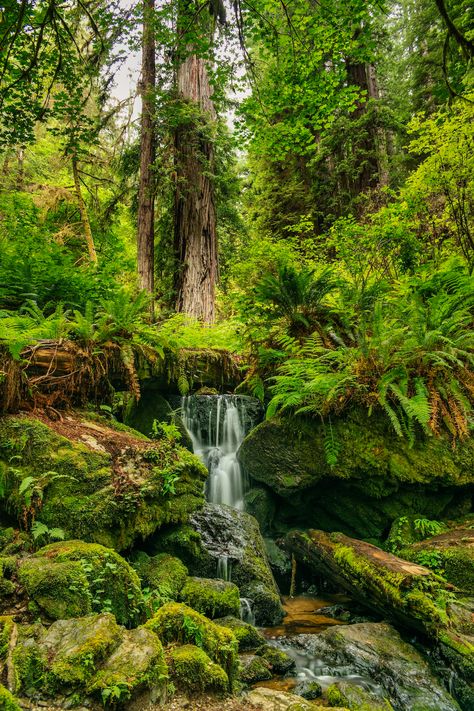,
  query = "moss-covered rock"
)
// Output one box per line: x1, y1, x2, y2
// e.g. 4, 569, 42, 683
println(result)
326, 682, 393, 710
168, 644, 228, 694
180, 577, 241, 619
144, 602, 238, 689
294, 680, 322, 700
0, 415, 207, 551
239, 411, 474, 539
9, 612, 168, 705
239, 653, 272, 684
0, 684, 22, 711
130, 551, 188, 604
87, 626, 168, 705
18, 541, 144, 626
215, 616, 266, 652
257, 645, 295, 675
152, 503, 284, 625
